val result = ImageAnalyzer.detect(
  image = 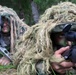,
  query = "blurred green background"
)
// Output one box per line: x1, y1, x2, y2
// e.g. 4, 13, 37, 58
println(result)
0, 0, 76, 25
